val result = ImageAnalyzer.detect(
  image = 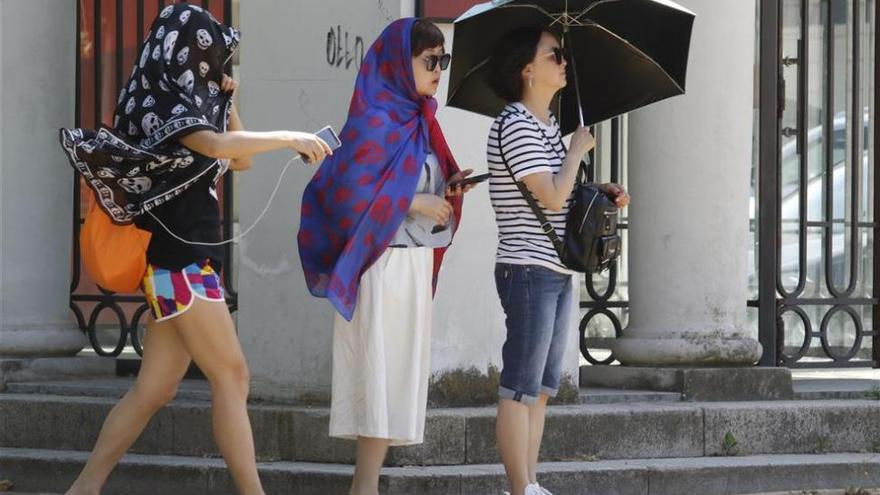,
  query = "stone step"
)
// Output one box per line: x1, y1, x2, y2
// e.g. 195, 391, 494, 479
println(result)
6, 378, 212, 401
2, 448, 879, 495
754, 492, 880, 495
792, 378, 880, 400
10, 372, 879, 403
3, 393, 880, 467
578, 387, 682, 404
580, 366, 880, 402
6, 379, 686, 405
